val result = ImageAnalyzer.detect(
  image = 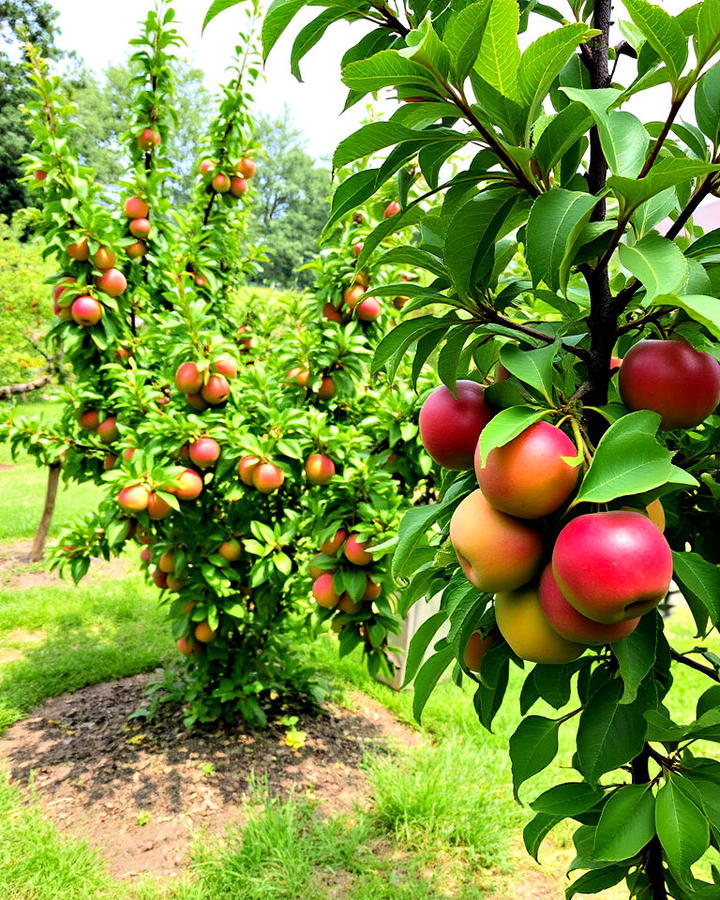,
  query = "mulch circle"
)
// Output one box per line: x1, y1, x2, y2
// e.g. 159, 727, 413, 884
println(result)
0, 672, 421, 879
